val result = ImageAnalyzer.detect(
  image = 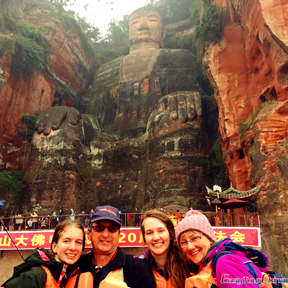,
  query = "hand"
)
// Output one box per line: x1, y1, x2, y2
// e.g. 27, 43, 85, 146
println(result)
33, 106, 95, 147
35, 106, 81, 136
